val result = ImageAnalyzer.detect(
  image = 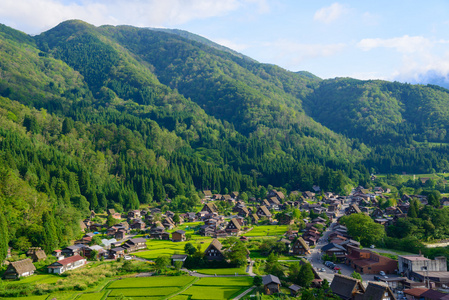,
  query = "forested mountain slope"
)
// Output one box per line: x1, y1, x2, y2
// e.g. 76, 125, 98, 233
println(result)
306, 78, 449, 145
1, 20, 449, 254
